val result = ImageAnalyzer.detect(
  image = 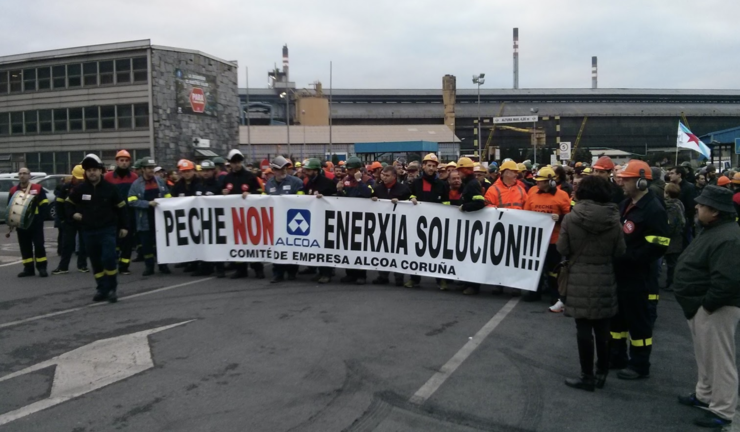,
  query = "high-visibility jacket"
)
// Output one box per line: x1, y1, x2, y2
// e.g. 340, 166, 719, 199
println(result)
524, 188, 571, 243
485, 178, 527, 210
